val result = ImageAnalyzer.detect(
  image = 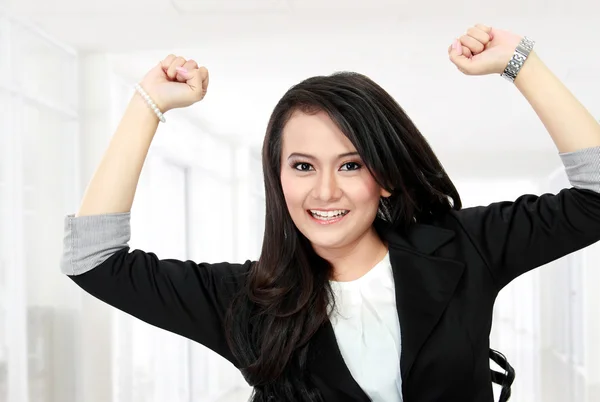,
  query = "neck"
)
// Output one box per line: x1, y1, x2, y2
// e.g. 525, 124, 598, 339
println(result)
313, 226, 388, 282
